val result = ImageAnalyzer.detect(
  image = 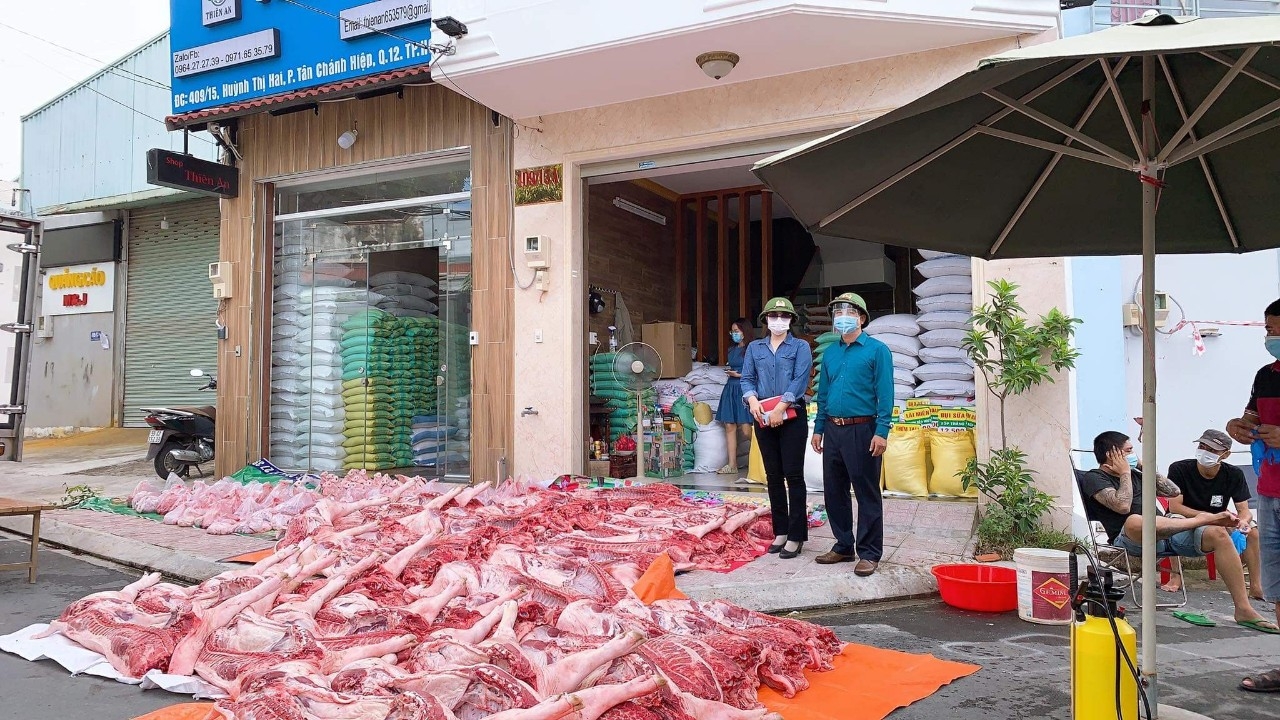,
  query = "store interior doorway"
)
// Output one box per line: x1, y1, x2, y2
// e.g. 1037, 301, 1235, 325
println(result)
583, 156, 977, 499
